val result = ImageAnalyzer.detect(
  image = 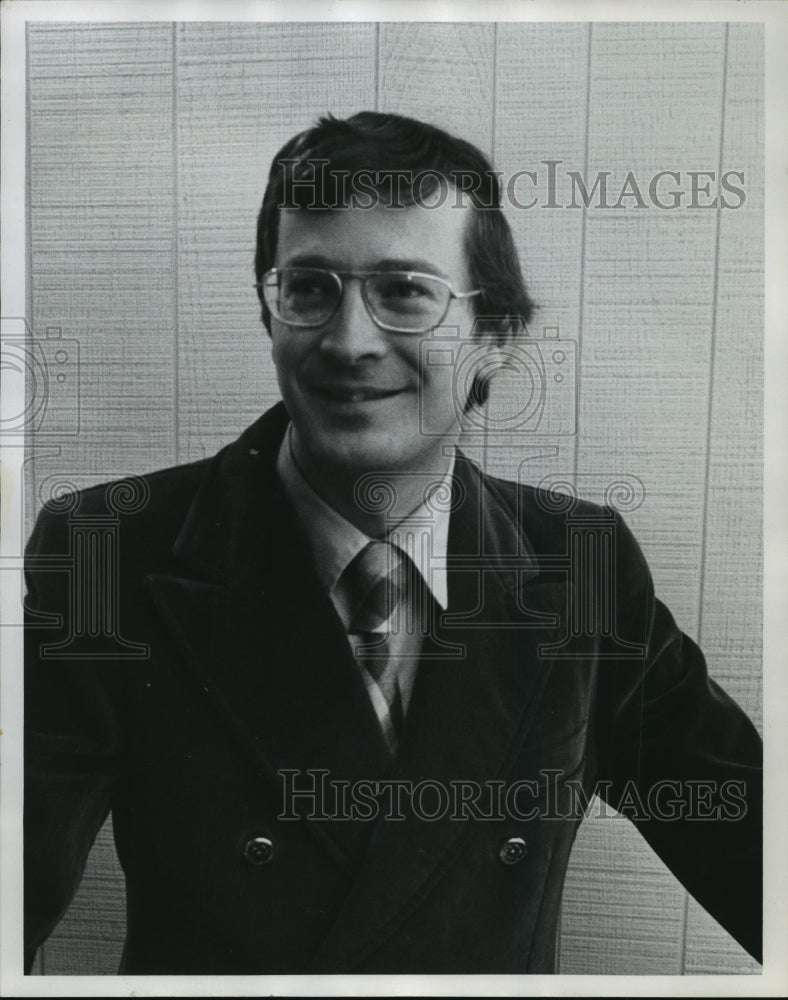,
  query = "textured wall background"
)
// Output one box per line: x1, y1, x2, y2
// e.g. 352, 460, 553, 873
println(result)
25, 20, 762, 975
